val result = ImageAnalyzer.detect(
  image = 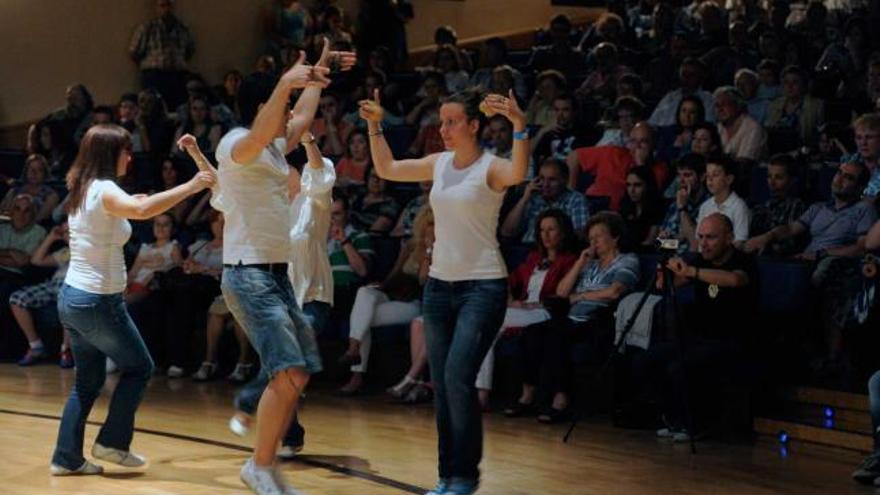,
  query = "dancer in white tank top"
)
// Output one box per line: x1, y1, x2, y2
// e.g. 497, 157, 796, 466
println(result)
360, 87, 529, 495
